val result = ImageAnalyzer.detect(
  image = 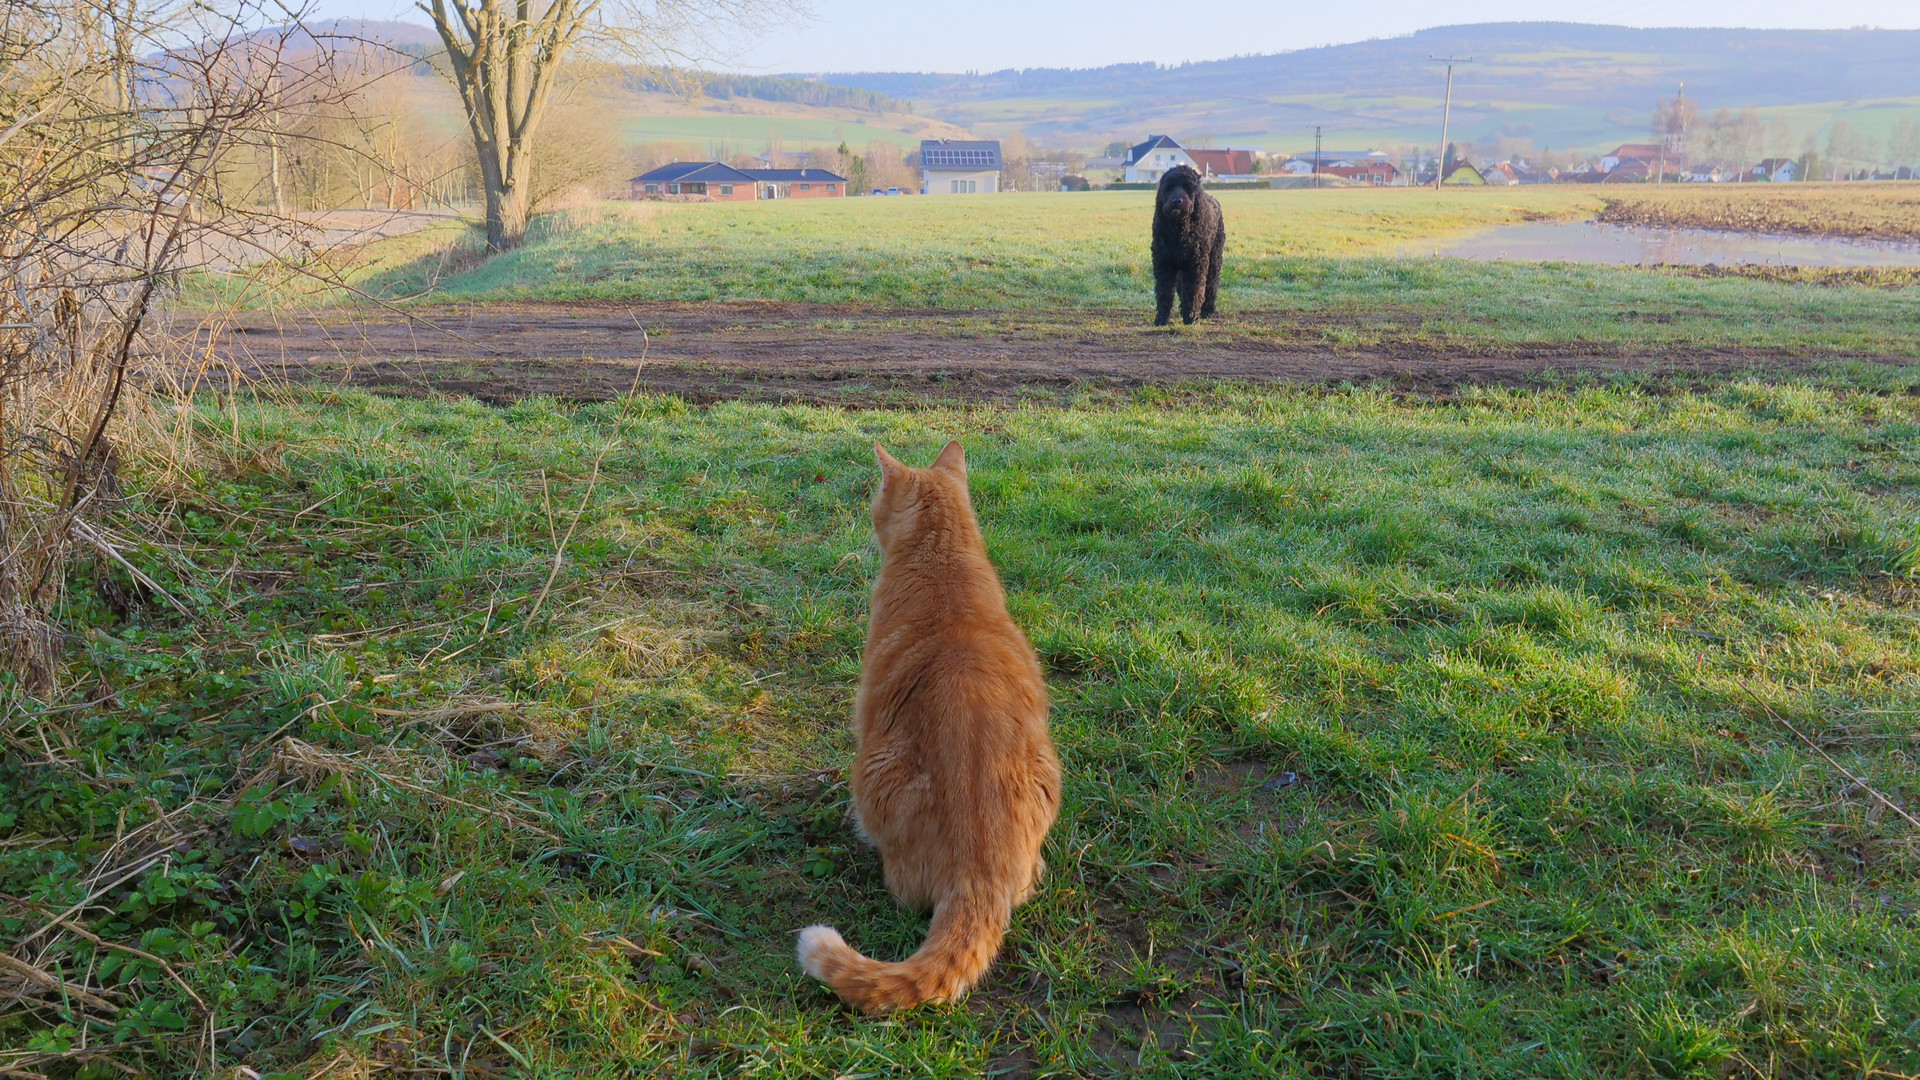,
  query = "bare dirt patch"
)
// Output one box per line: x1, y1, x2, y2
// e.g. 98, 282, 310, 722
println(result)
184, 300, 1886, 405
1598, 183, 1920, 243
